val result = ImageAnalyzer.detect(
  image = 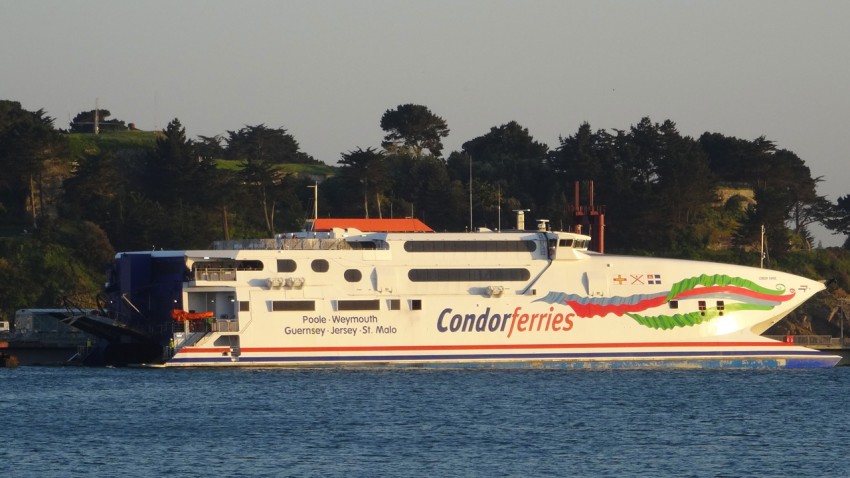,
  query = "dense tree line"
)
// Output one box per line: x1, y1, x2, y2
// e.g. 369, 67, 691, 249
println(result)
68, 109, 128, 133
2, 98, 850, 322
